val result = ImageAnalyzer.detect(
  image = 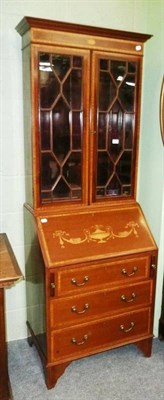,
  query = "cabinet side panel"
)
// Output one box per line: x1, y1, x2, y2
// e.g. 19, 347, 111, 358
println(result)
22, 46, 33, 206
24, 206, 47, 356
